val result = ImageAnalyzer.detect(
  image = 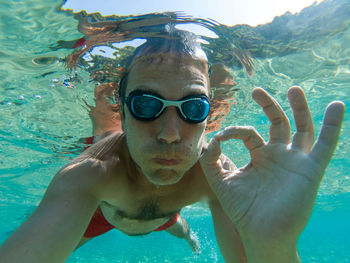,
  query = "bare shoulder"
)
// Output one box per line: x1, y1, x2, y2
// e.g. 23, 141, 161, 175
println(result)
81, 131, 125, 161
54, 132, 127, 199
